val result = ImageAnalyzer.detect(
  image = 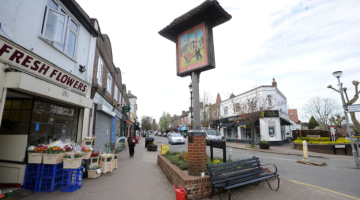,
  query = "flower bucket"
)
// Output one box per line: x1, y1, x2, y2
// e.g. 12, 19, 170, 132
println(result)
63, 158, 82, 169
112, 154, 118, 170
100, 161, 112, 173
89, 157, 99, 168
82, 151, 92, 160
87, 170, 101, 179
28, 153, 43, 164
43, 154, 63, 164
81, 140, 93, 147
